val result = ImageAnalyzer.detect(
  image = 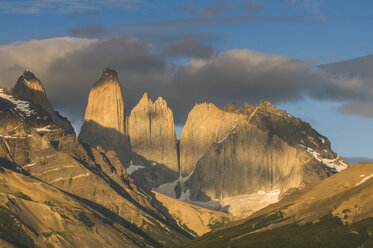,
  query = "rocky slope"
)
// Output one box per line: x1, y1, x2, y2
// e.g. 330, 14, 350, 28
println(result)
153, 191, 232, 237
0, 81, 193, 246
79, 68, 131, 164
0, 167, 153, 248
12, 71, 74, 133
176, 162, 373, 248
